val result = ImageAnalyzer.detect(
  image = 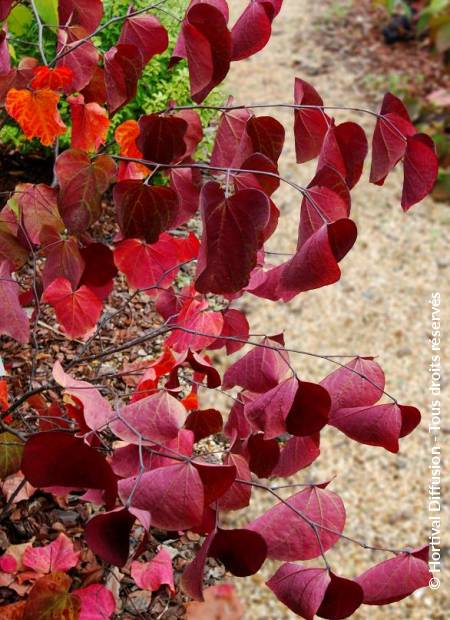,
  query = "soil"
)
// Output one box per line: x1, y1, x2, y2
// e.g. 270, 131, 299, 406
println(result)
220, 0, 449, 618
